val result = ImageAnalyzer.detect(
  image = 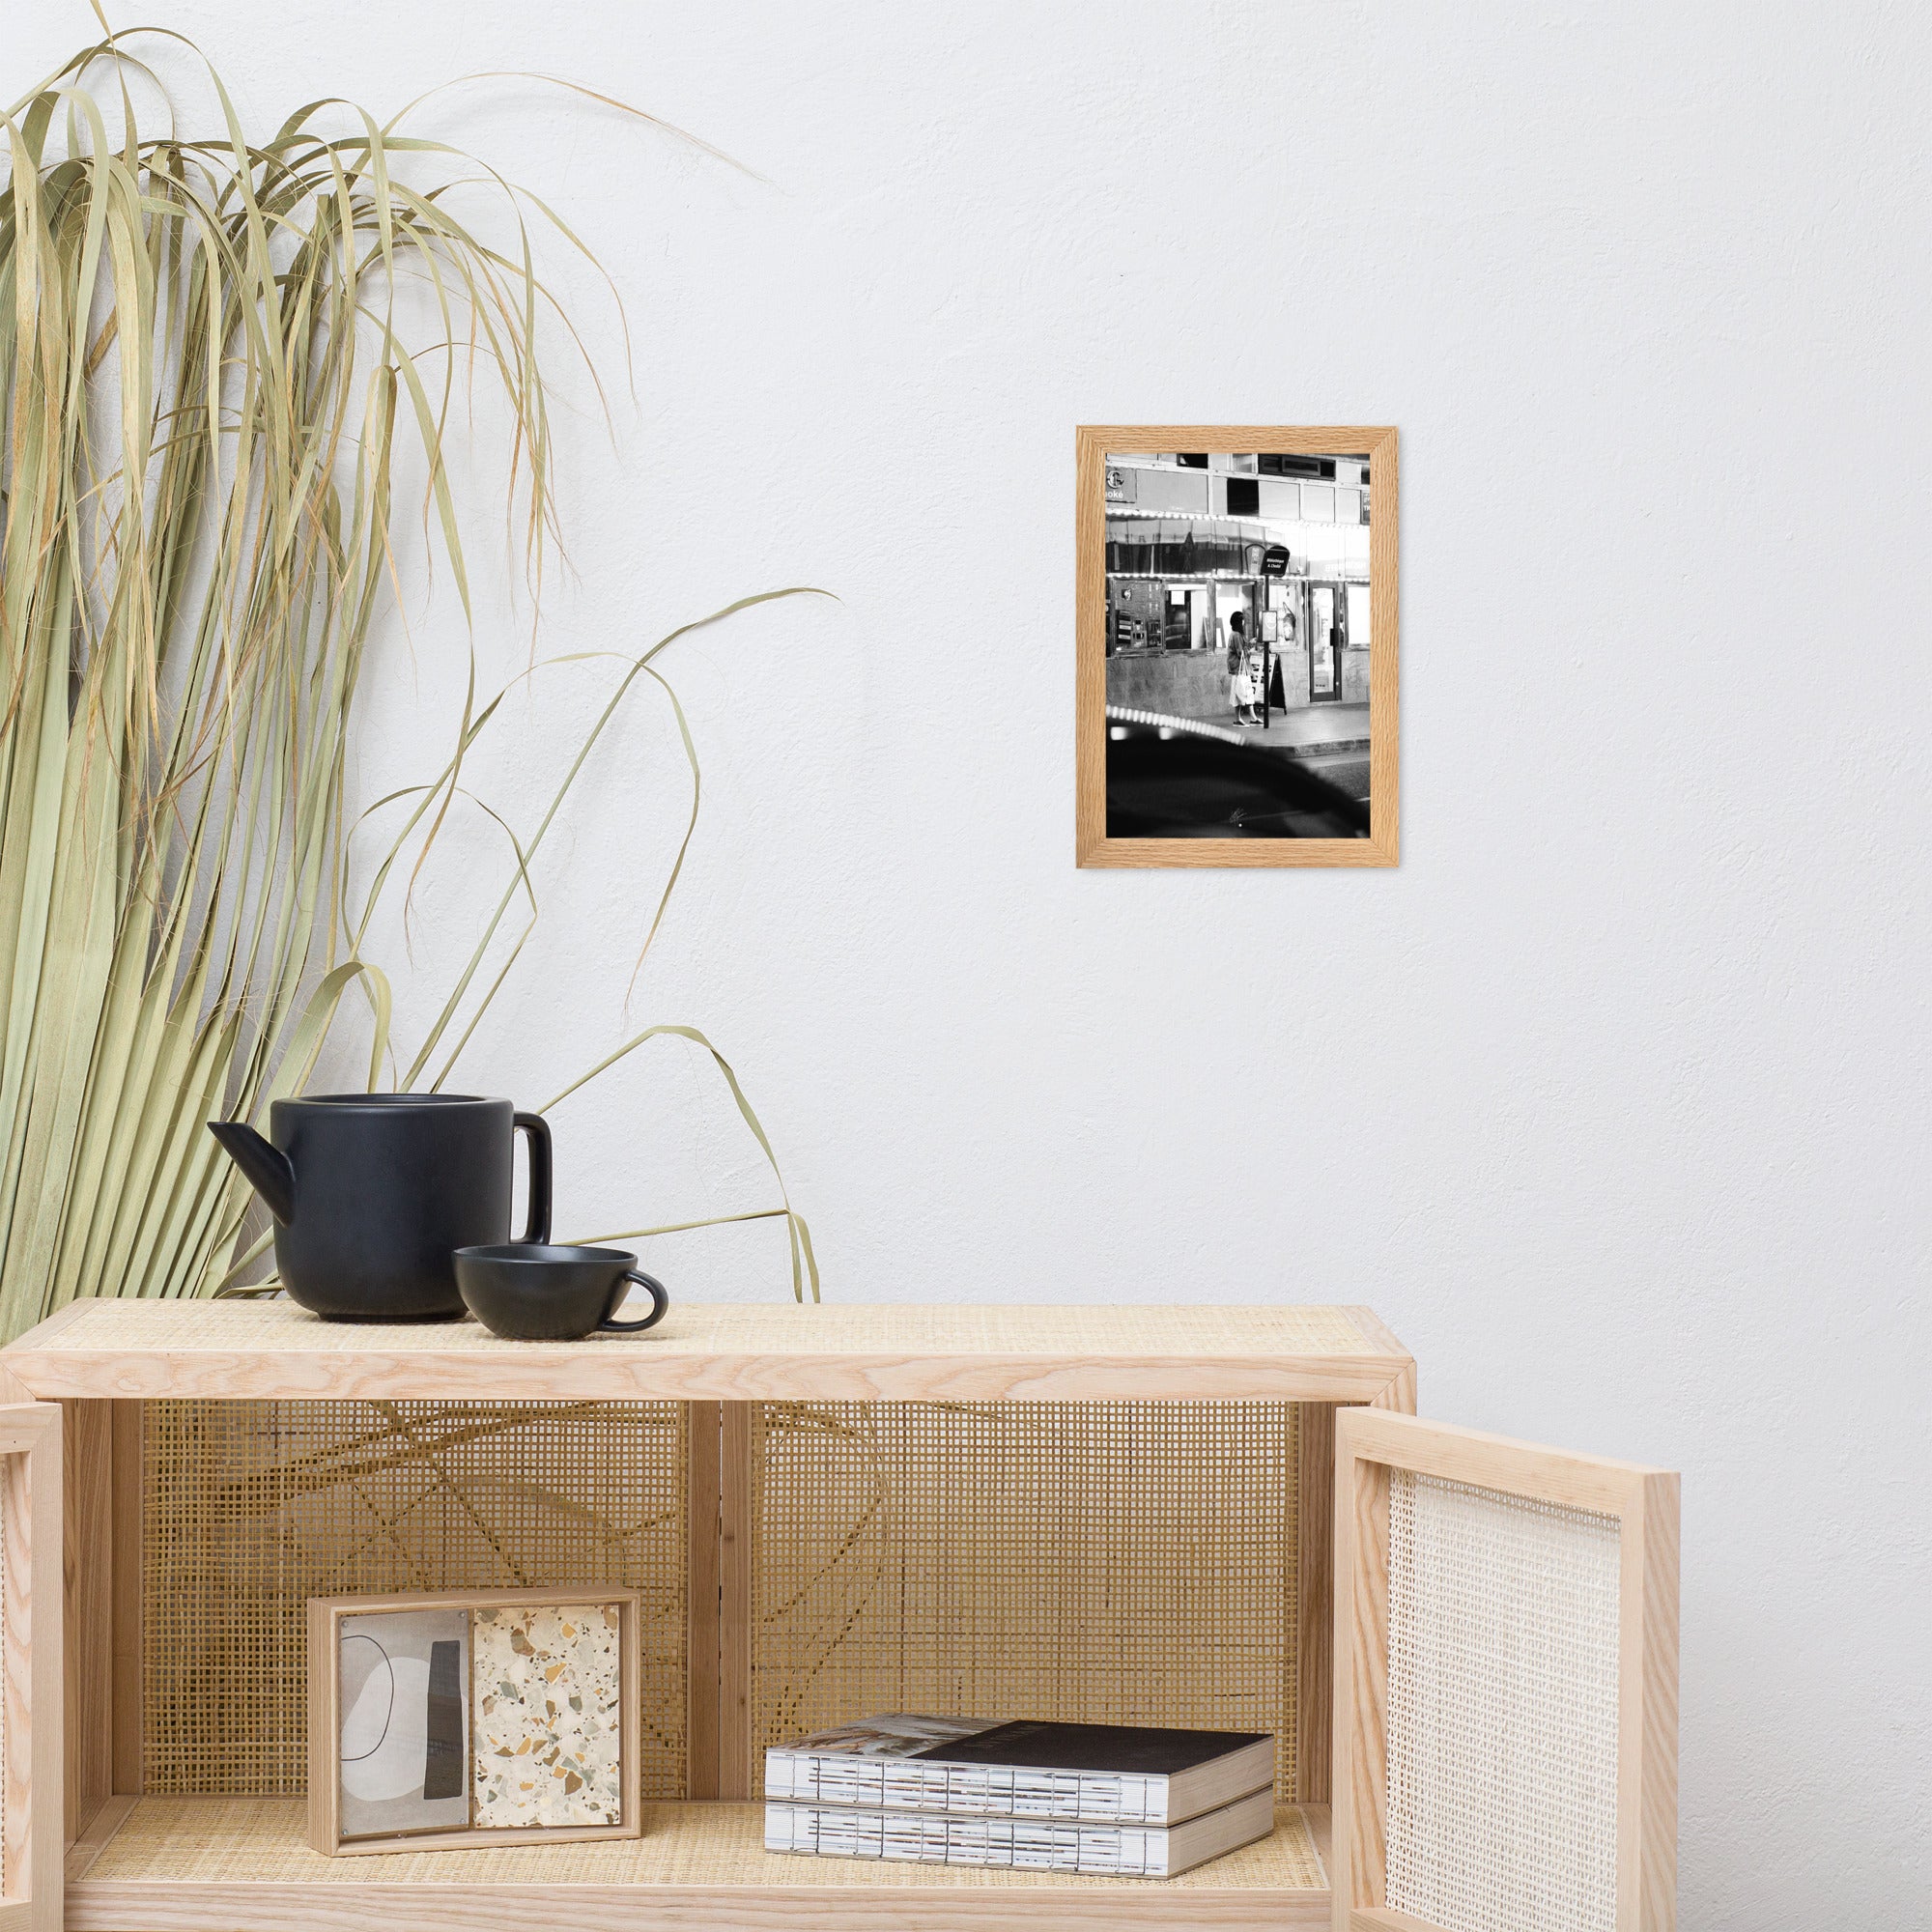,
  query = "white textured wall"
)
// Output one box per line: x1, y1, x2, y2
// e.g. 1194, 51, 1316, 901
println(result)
17, 3, 1929, 1921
